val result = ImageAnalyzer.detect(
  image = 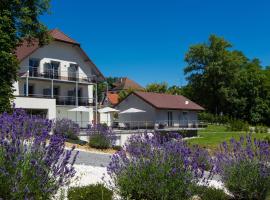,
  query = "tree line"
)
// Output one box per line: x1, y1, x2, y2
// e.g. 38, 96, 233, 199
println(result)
183, 35, 270, 126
